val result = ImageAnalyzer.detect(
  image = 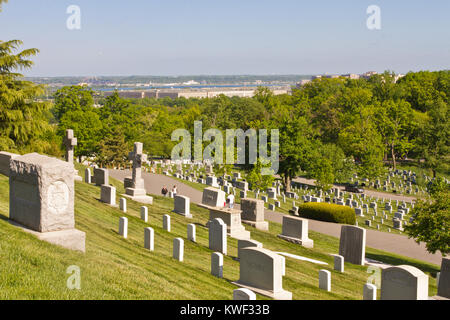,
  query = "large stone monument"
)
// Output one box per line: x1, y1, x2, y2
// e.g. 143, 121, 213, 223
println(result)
123, 142, 153, 204
339, 225, 366, 265
208, 207, 250, 240
277, 216, 313, 248
240, 198, 268, 231
9, 153, 85, 252
232, 247, 292, 300
380, 265, 429, 300
200, 187, 226, 209
63, 129, 82, 181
